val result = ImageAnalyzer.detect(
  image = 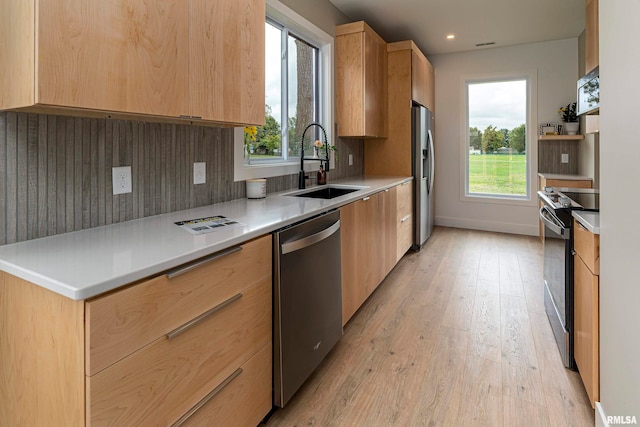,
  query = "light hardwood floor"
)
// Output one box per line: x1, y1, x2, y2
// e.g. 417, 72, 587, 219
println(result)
264, 227, 595, 426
